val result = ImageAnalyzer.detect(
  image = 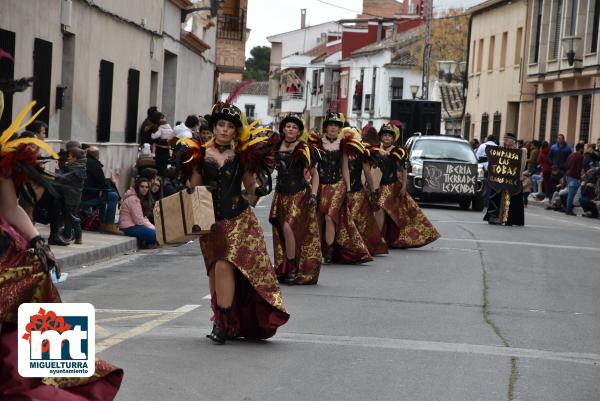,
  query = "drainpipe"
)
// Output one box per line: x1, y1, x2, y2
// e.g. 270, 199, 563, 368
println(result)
460, 14, 473, 135
376, 18, 383, 43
